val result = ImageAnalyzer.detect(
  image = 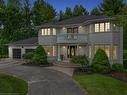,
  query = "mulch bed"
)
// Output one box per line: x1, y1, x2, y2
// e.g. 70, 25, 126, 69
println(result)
110, 71, 127, 82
